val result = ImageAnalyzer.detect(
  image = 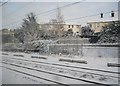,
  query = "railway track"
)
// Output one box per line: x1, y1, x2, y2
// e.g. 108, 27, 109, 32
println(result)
2, 61, 110, 86
2, 57, 119, 85
2, 56, 119, 77
2, 53, 119, 74
1, 66, 67, 85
